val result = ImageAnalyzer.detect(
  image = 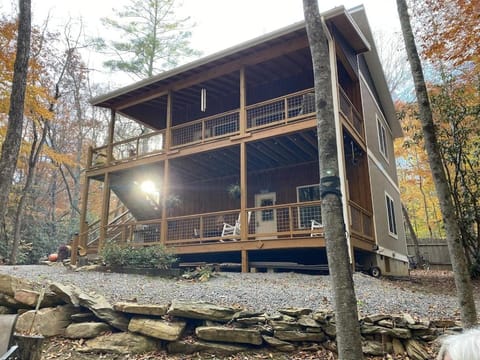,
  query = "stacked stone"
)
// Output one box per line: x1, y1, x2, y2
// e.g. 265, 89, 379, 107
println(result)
0, 274, 460, 359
